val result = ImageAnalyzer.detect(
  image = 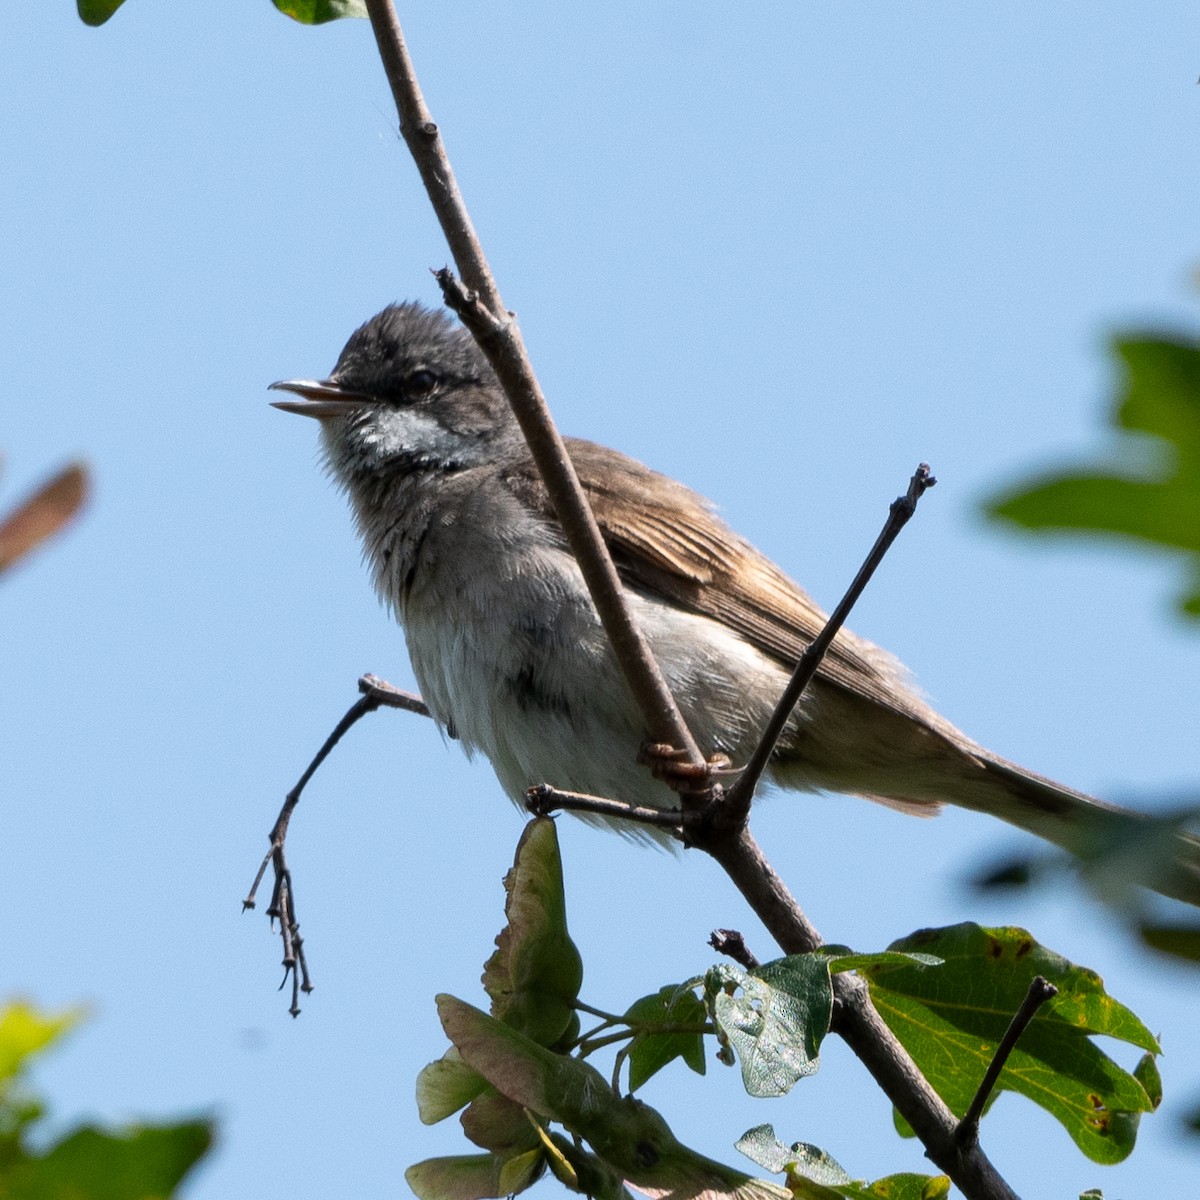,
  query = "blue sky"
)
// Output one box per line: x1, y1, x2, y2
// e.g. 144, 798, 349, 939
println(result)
4, 3, 1200, 1197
